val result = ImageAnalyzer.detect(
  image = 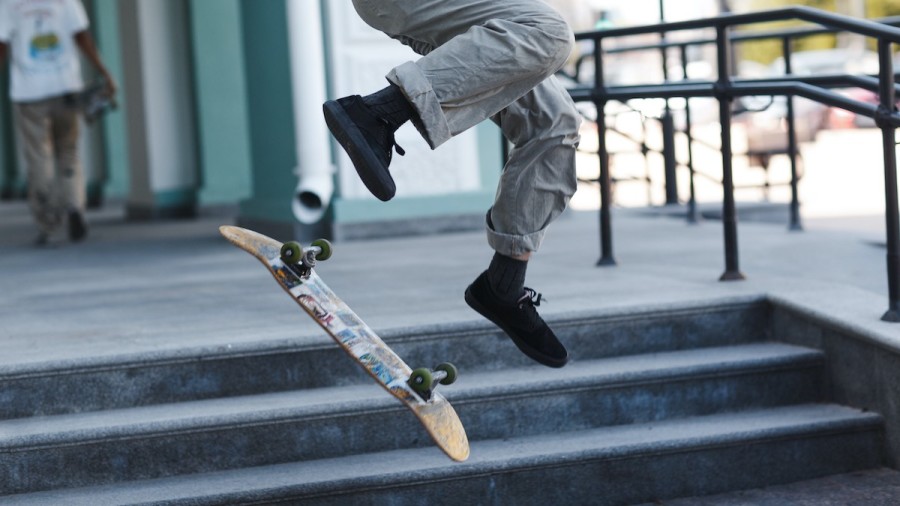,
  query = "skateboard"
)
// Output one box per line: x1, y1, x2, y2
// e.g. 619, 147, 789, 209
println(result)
219, 226, 470, 462
65, 80, 117, 124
